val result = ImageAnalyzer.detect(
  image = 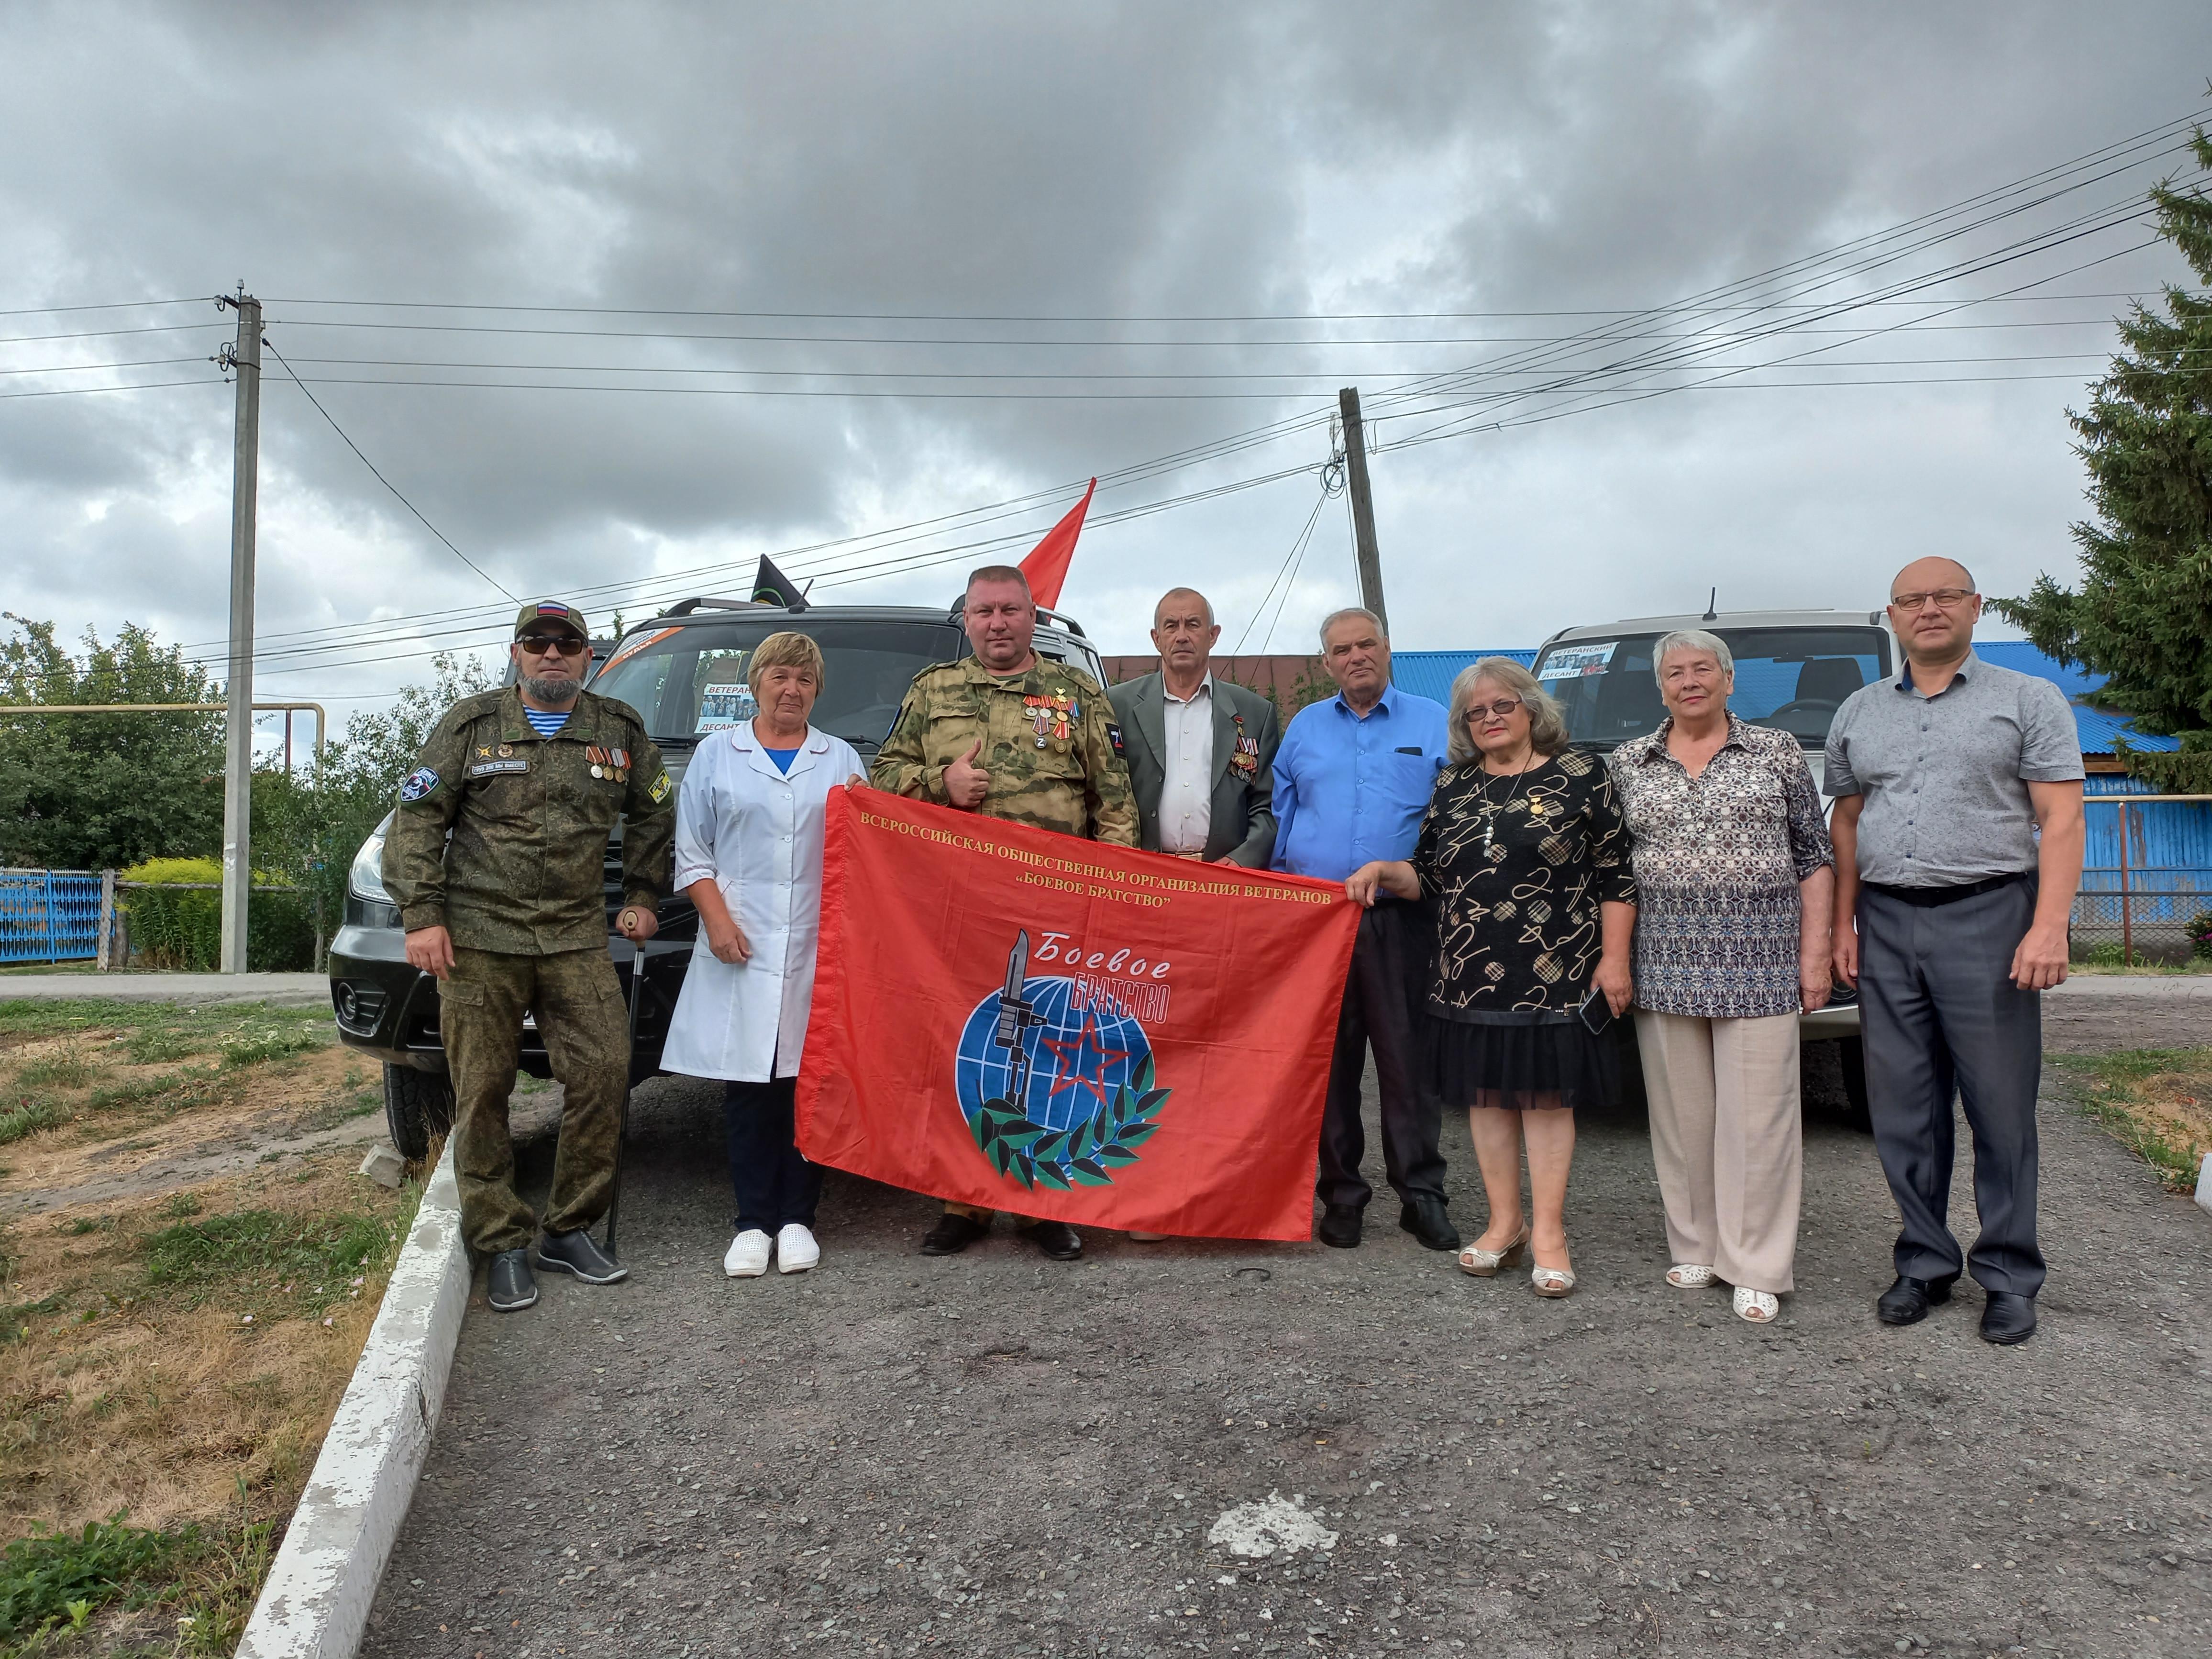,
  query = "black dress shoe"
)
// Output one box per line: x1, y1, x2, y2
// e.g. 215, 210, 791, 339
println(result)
1316, 1204, 1362, 1249
1020, 1219, 1084, 1261
487, 1248, 538, 1312
1398, 1196, 1461, 1252
1875, 1273, 1956, 1326
1979, 1291, 2037, 1346
536, 1228, 628, 1284
920, 1212, 991, 1256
